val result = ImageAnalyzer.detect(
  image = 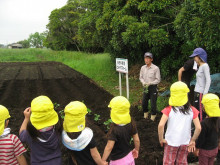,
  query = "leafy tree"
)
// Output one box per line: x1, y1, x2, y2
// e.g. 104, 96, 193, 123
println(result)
28, 32, 46, 48
77, 0, 104, 52
95, 0, 183, 77
45, 0, 85, 51
17, 39, 30, 48
45, 0, 219, 77
174, 0, 220, 73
